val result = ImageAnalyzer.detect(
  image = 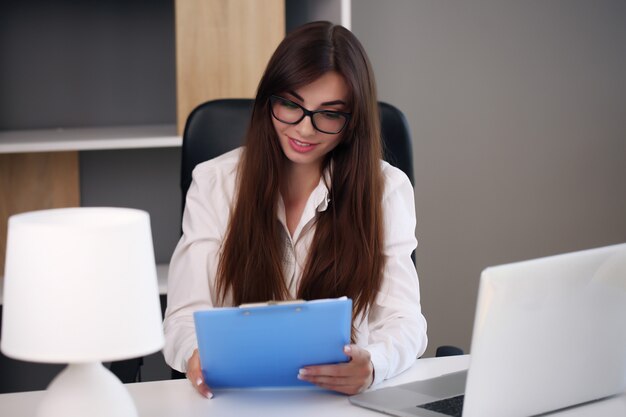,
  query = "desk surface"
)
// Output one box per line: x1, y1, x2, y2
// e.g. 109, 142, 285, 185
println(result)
1, 355, 624, 417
